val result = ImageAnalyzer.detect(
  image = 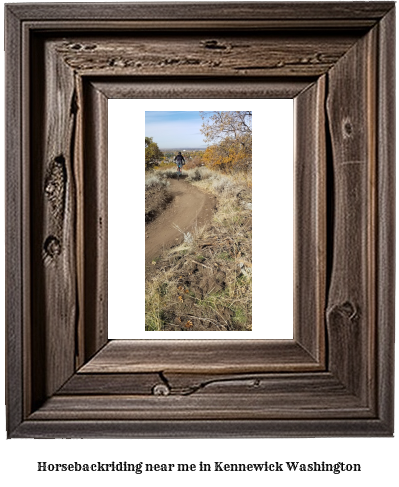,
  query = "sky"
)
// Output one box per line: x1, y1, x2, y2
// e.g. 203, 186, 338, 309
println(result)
145, 111, 206, 149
